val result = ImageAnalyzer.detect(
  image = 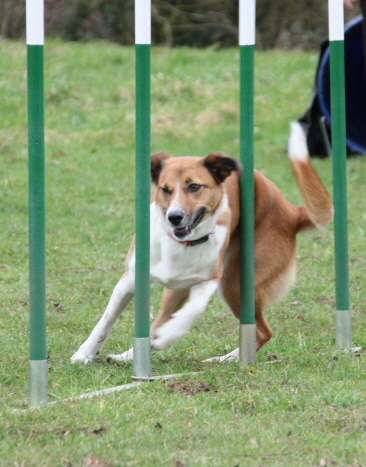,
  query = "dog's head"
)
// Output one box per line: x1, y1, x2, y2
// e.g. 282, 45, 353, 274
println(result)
151, 152, 240, 240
